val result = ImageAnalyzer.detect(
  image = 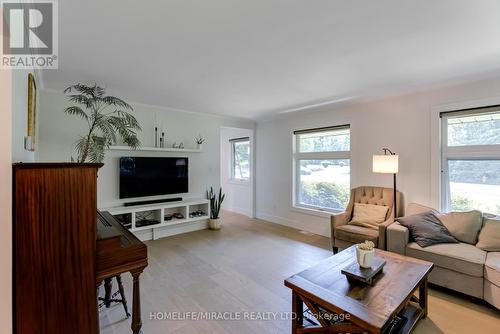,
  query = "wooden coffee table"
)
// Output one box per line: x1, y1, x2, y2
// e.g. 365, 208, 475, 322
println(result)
284, 246, 433, 334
